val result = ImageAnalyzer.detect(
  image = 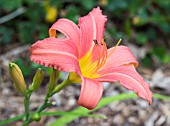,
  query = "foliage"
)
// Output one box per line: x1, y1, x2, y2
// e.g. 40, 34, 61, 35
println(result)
0, 0, 170, 73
